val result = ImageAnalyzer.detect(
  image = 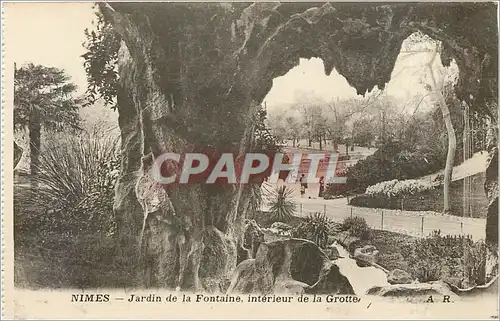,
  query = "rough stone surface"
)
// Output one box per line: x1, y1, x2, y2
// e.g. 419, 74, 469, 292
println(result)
270, 222, 293, 231
227, 239, 354, 295
325, 244, 341, 260
14, 141, 23, 169
243, 219, 265, 259
387, 269, 413, 285
100, 2, 498, 289
353, 245, 379, 265
367, 281, 458, 302
484, 143, 498, 280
